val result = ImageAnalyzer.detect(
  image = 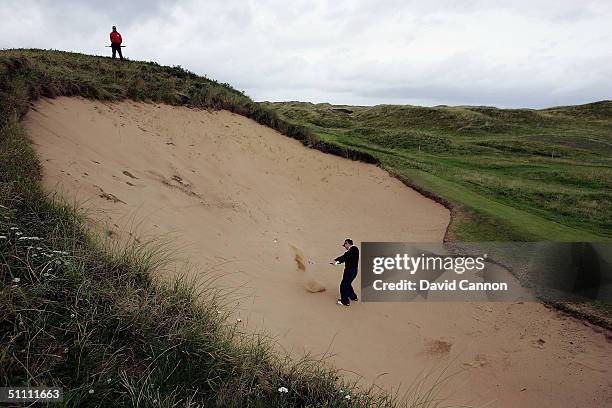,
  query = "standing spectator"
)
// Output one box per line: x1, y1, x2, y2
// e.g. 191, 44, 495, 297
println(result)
110, 26, 123, 60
